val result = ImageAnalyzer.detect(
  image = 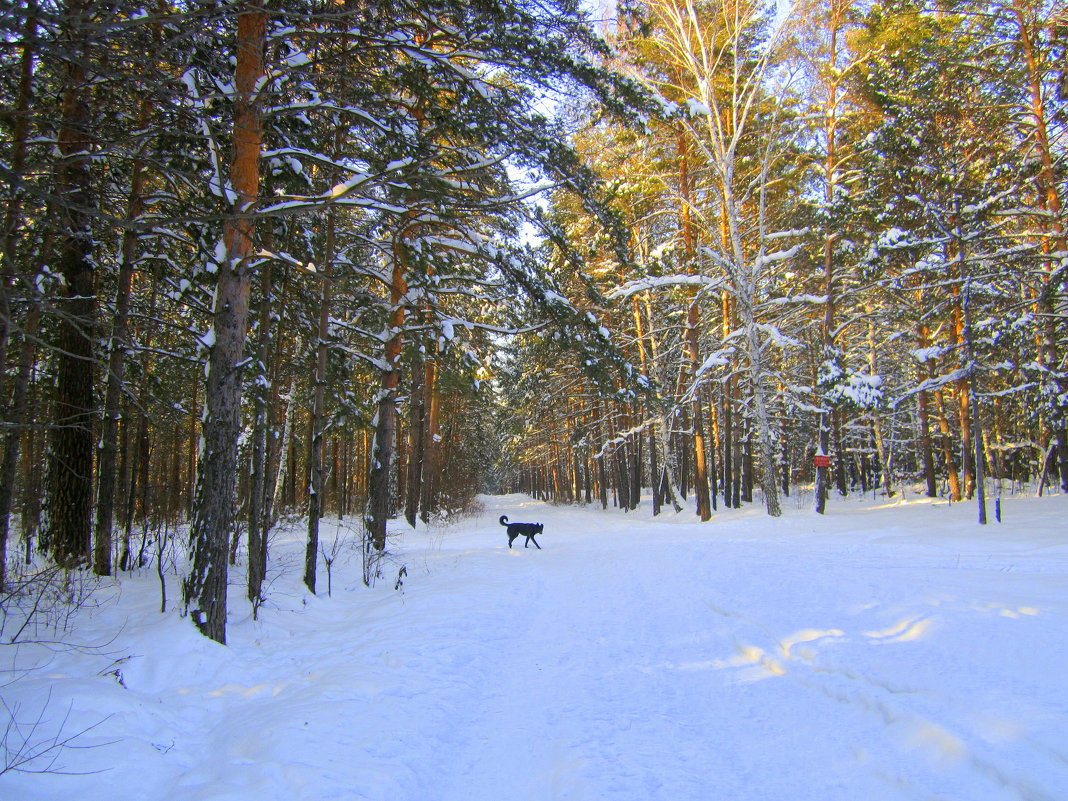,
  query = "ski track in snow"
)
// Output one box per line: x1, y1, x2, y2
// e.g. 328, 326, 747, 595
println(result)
3, 493, 1068, 801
